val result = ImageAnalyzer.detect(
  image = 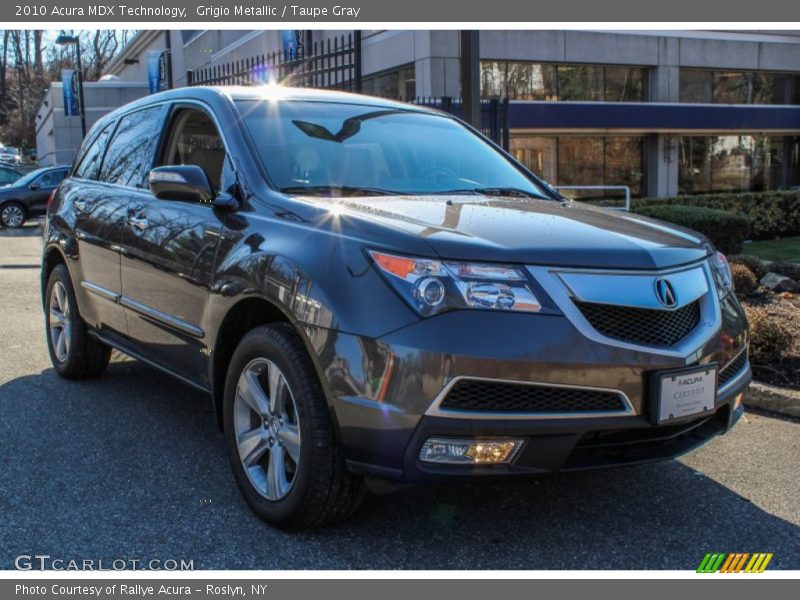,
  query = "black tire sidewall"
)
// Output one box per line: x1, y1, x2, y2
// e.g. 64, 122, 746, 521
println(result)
223, 326, 322, 525
45, 264, 81, 375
